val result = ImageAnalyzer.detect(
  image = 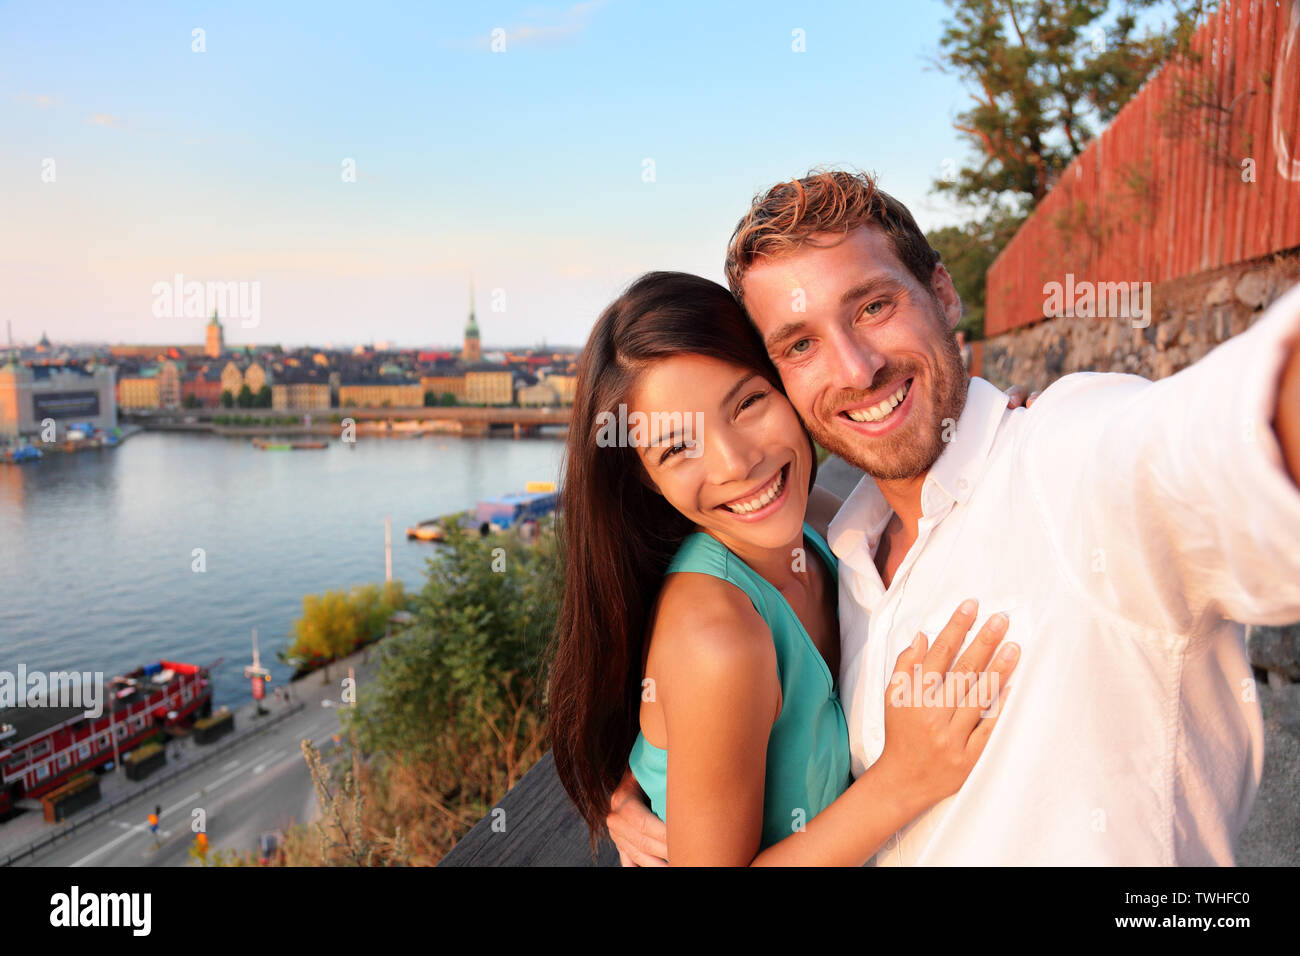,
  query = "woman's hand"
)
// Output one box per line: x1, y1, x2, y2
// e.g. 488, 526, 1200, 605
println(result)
872, 599, 1019, 816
